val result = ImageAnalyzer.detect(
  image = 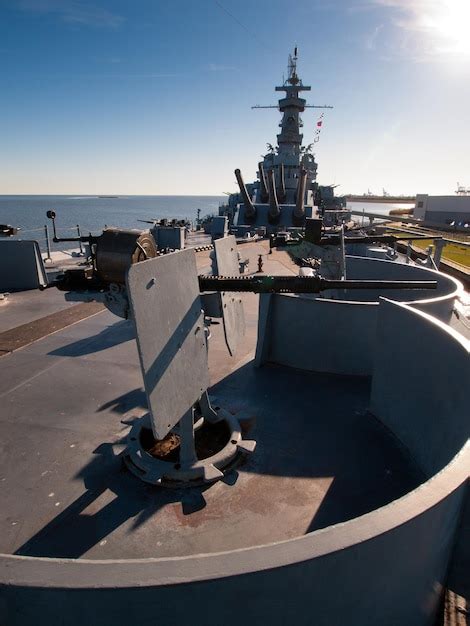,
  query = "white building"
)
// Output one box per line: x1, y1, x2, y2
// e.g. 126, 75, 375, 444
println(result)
414, 194, 470, 229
